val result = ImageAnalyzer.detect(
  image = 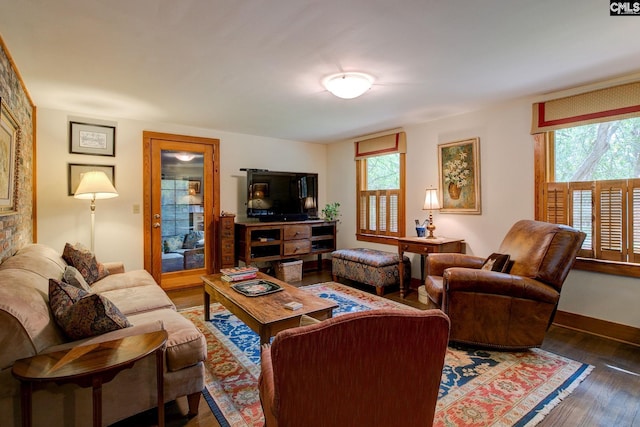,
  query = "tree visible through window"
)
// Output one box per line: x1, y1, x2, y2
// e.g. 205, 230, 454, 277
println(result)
545, 117, 640, 264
